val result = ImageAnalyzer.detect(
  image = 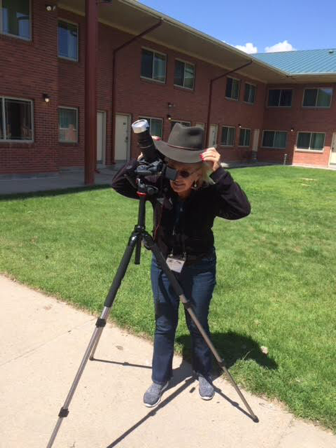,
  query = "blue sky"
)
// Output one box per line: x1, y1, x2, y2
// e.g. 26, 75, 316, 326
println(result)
139, 0, 336, 54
